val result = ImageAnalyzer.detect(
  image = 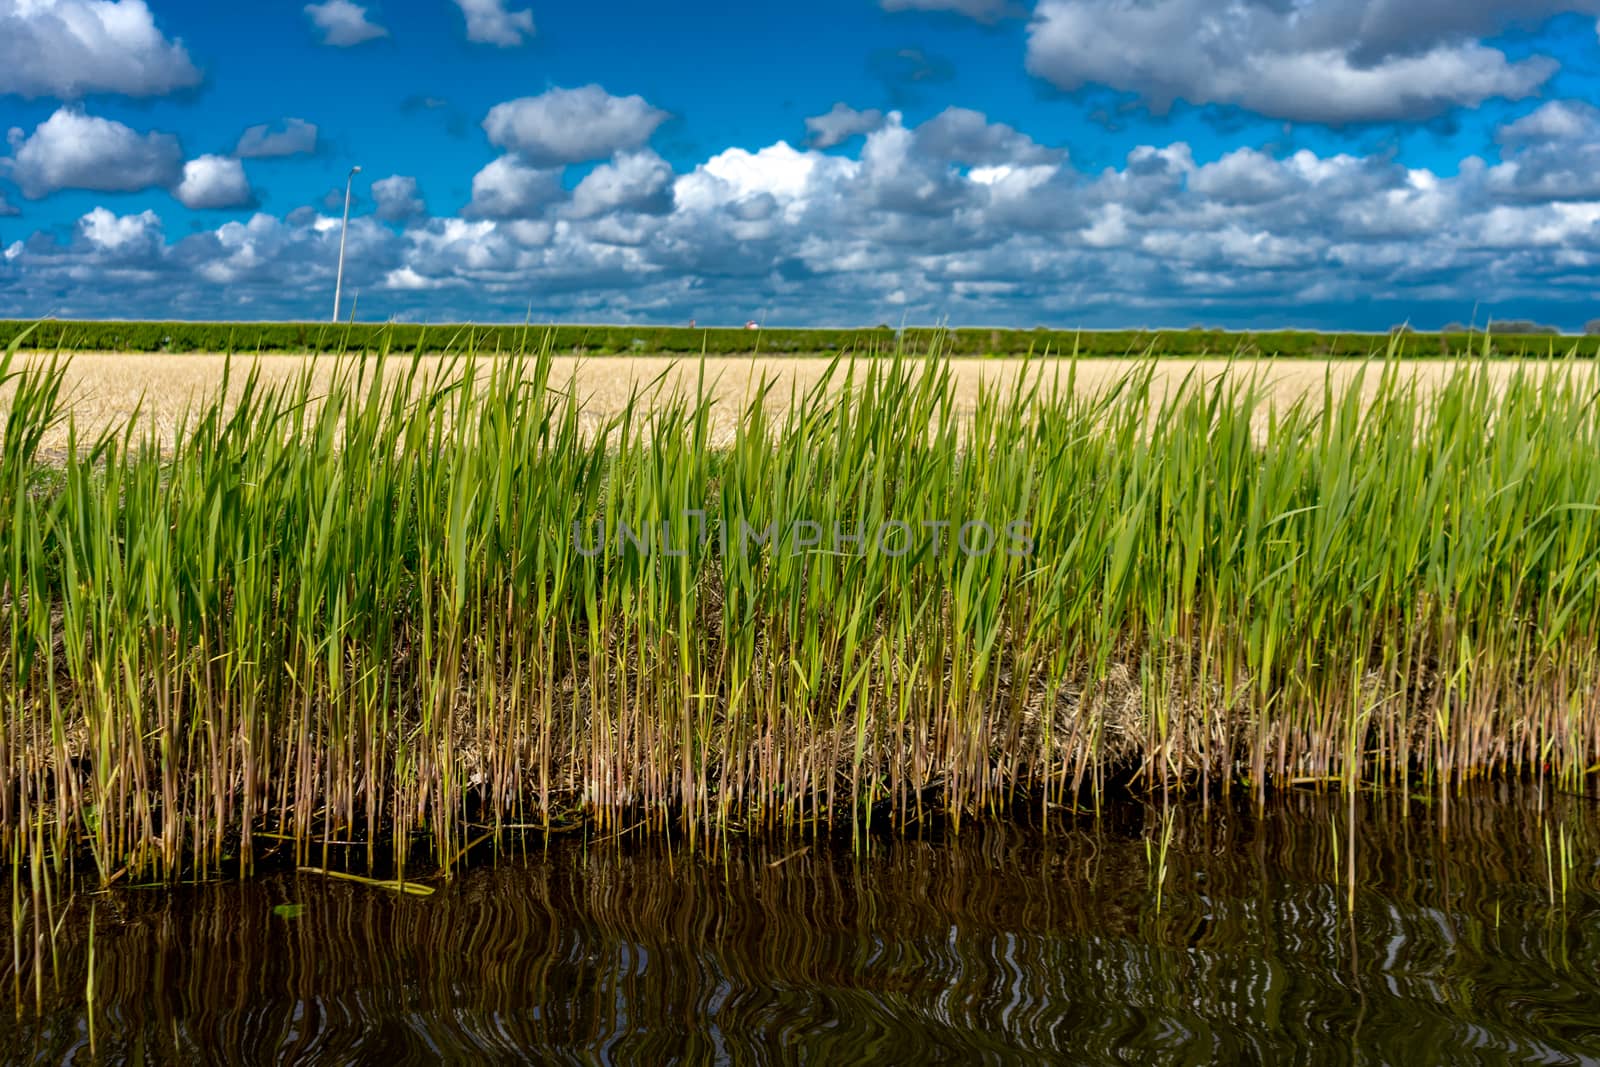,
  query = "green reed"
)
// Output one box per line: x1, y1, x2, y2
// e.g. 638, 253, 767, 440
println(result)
2, 331, 1600, 883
